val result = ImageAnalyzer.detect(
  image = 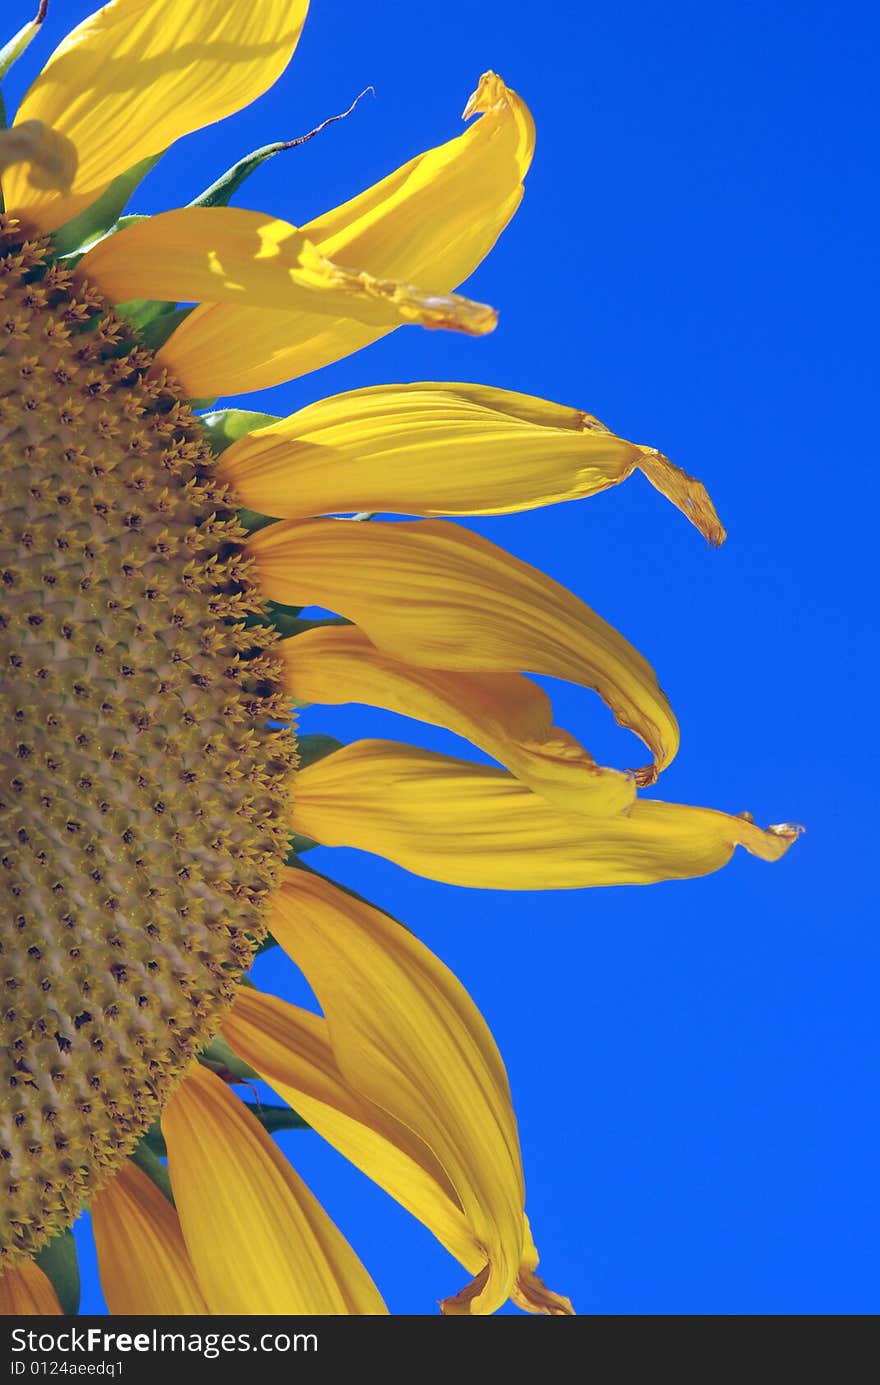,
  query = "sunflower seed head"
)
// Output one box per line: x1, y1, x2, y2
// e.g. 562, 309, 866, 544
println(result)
0, 216, 295, 1265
